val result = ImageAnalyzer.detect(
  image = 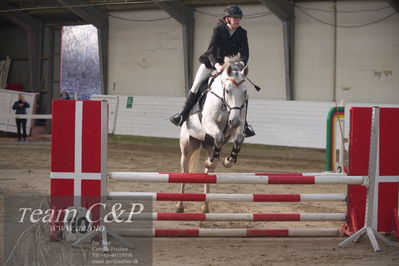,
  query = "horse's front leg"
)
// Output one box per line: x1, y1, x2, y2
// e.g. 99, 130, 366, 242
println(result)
223, 131, 245, 168
205, 144, 223, 169
204, 120, 225, 169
